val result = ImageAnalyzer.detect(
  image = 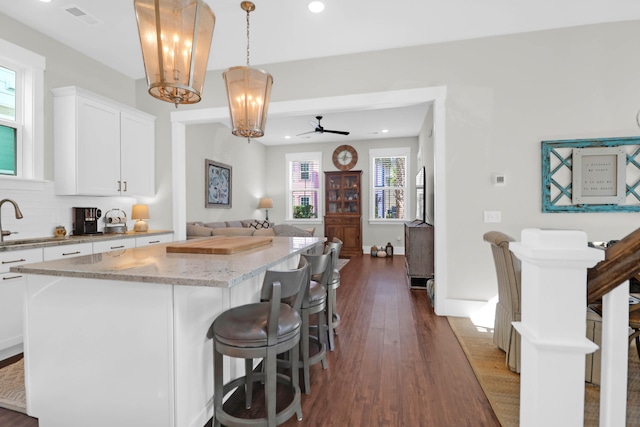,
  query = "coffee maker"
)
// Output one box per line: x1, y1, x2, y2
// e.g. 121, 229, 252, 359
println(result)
72, 207, 102, 235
